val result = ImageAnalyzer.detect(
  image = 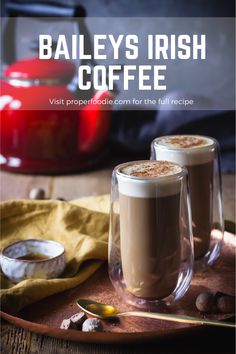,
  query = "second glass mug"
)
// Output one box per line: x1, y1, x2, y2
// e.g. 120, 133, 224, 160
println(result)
151, 135, 224, 267
108, 160, 194, 309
